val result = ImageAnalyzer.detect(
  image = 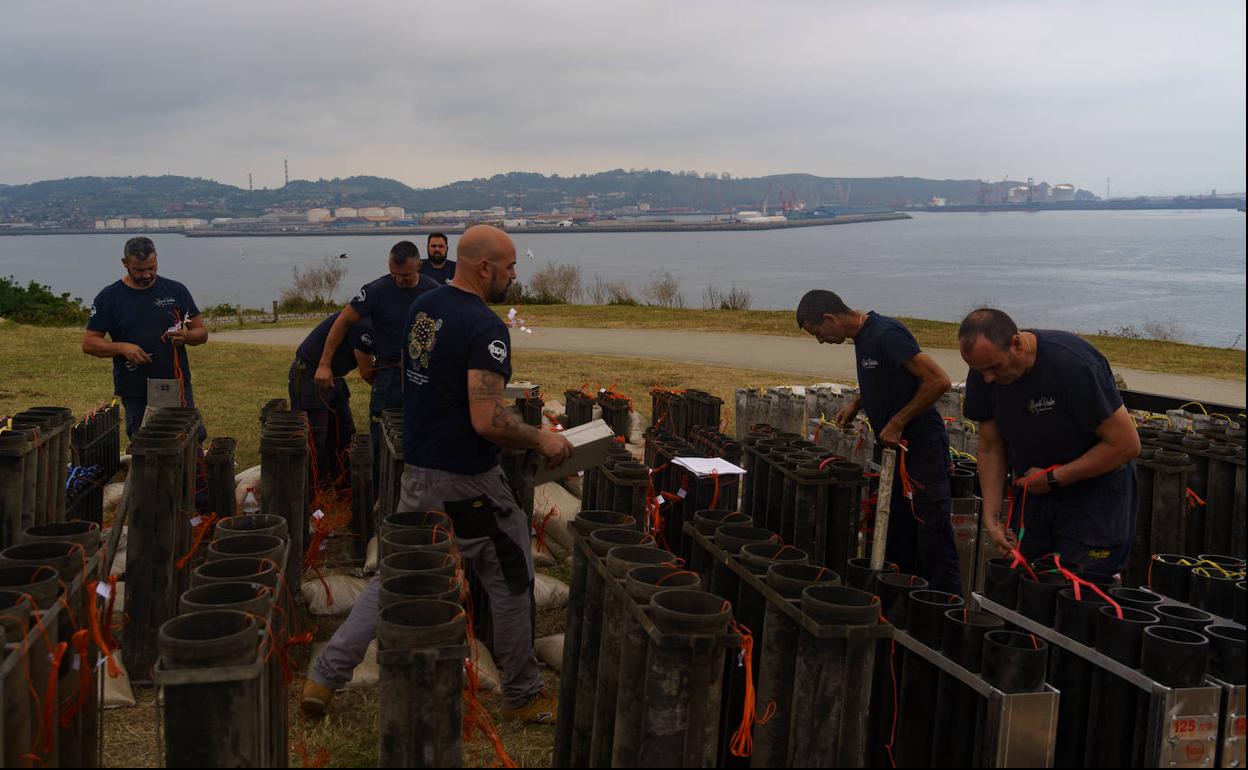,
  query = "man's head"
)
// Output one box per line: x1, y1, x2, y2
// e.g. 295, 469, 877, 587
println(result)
796, 289, 856, 344
426, 233, 449, 266
122, 237, 158, 288
388, 241, 422, 289
455, 225, 516, 303
958, 308, 1029, 384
